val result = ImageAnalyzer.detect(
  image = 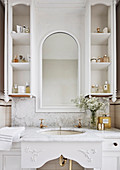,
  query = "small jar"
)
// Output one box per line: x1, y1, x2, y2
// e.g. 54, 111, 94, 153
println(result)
103, 55, 109, 62
97, 27, 100, 33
